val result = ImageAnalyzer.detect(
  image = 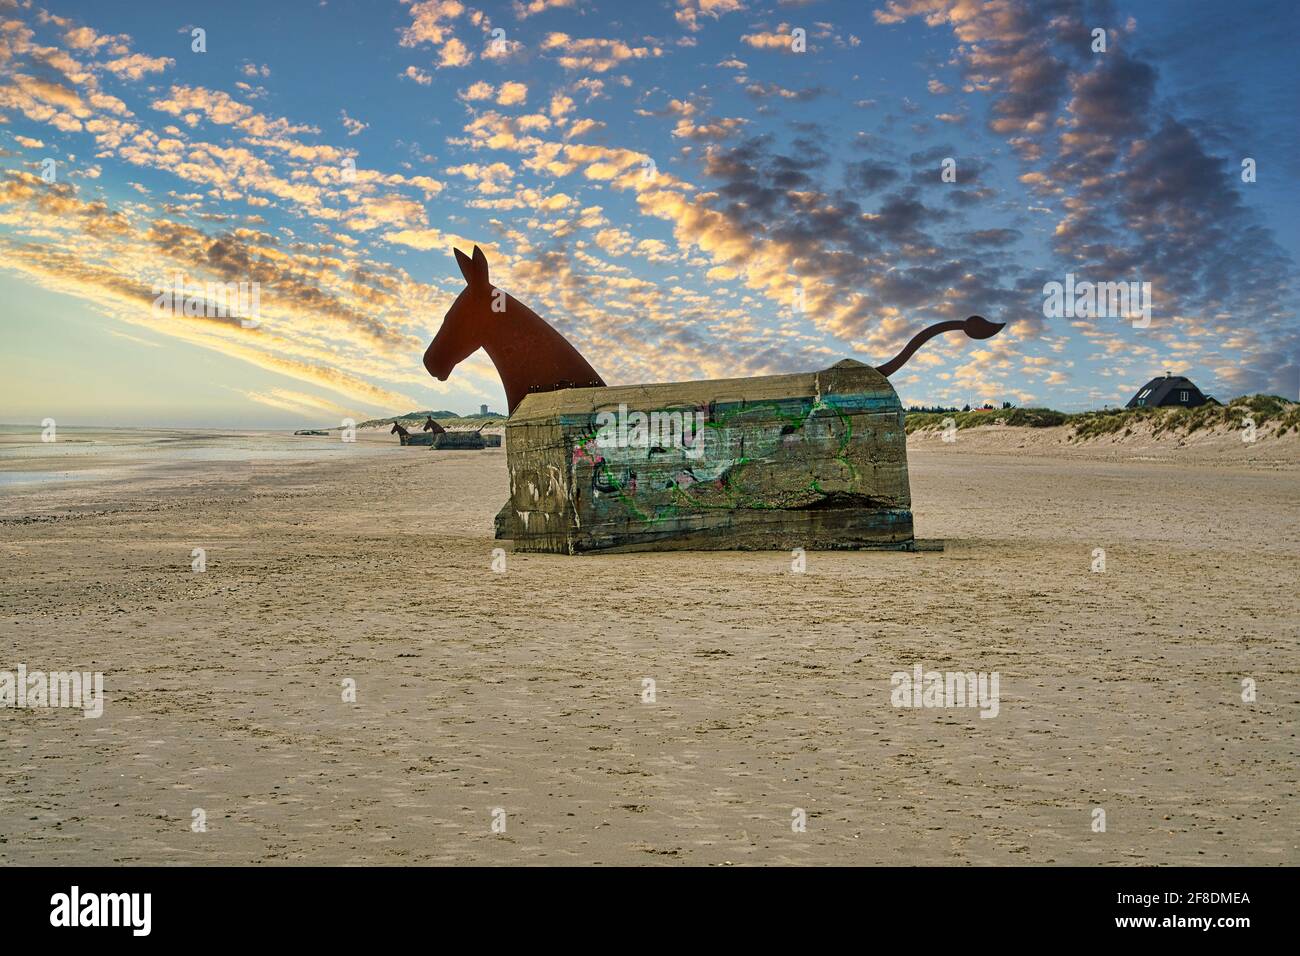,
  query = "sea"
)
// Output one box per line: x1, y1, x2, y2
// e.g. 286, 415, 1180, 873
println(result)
0, 425, 392, 514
